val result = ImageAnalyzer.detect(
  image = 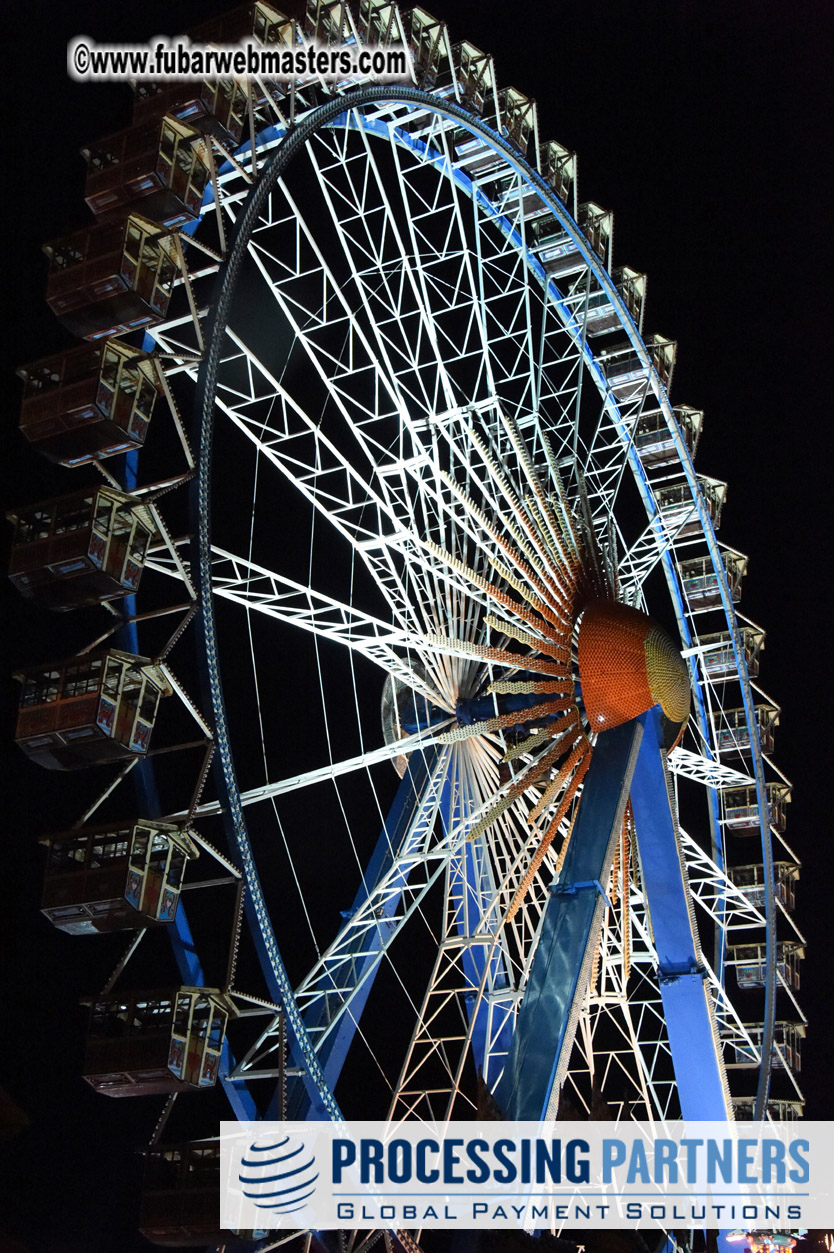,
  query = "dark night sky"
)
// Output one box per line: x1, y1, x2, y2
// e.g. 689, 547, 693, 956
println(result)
0, 1, 831, 1250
